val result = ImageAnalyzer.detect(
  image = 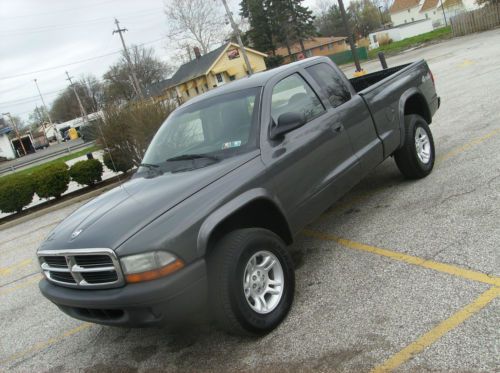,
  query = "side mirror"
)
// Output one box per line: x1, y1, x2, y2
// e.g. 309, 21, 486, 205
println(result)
270, 112, 306, 140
